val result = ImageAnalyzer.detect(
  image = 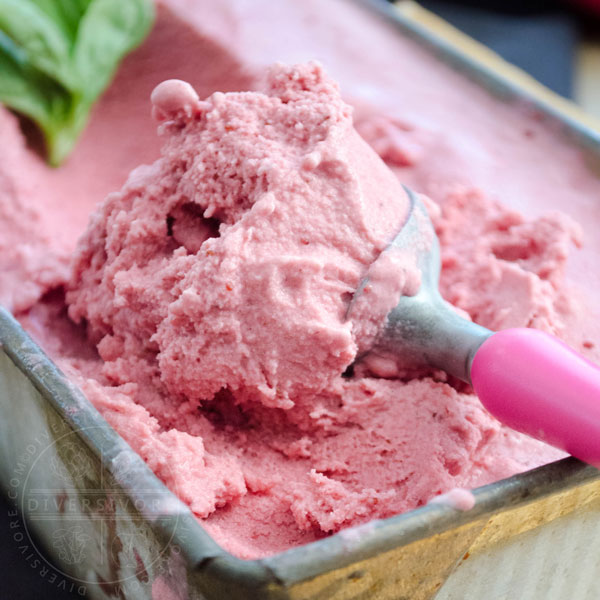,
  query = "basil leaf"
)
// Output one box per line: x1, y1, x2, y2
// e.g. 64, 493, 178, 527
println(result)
74, 0, 154, 100
44, 96, 94, 169
0, 0, 75, 88
0, 32, 67, 125
29, 0, 92, 42
0, 39, 84, 166
0, 0, 154, 166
